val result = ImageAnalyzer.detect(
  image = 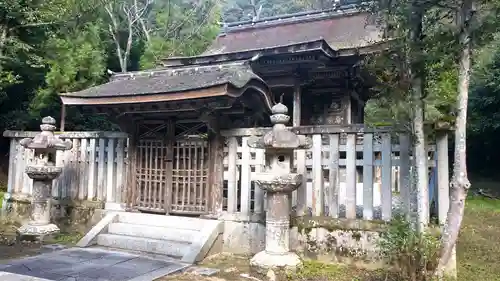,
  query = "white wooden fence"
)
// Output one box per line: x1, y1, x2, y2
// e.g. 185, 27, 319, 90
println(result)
220, 126, 450, 225
2, 126, 450, 225
2, 131, 128, 205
